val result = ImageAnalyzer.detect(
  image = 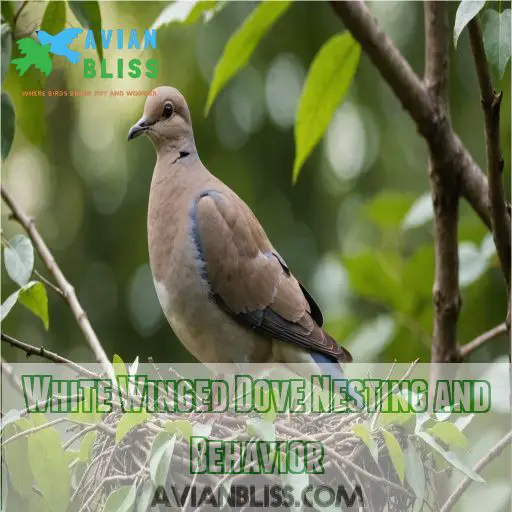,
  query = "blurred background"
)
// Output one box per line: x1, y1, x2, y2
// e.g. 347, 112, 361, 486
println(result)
2, 1, 510, 366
